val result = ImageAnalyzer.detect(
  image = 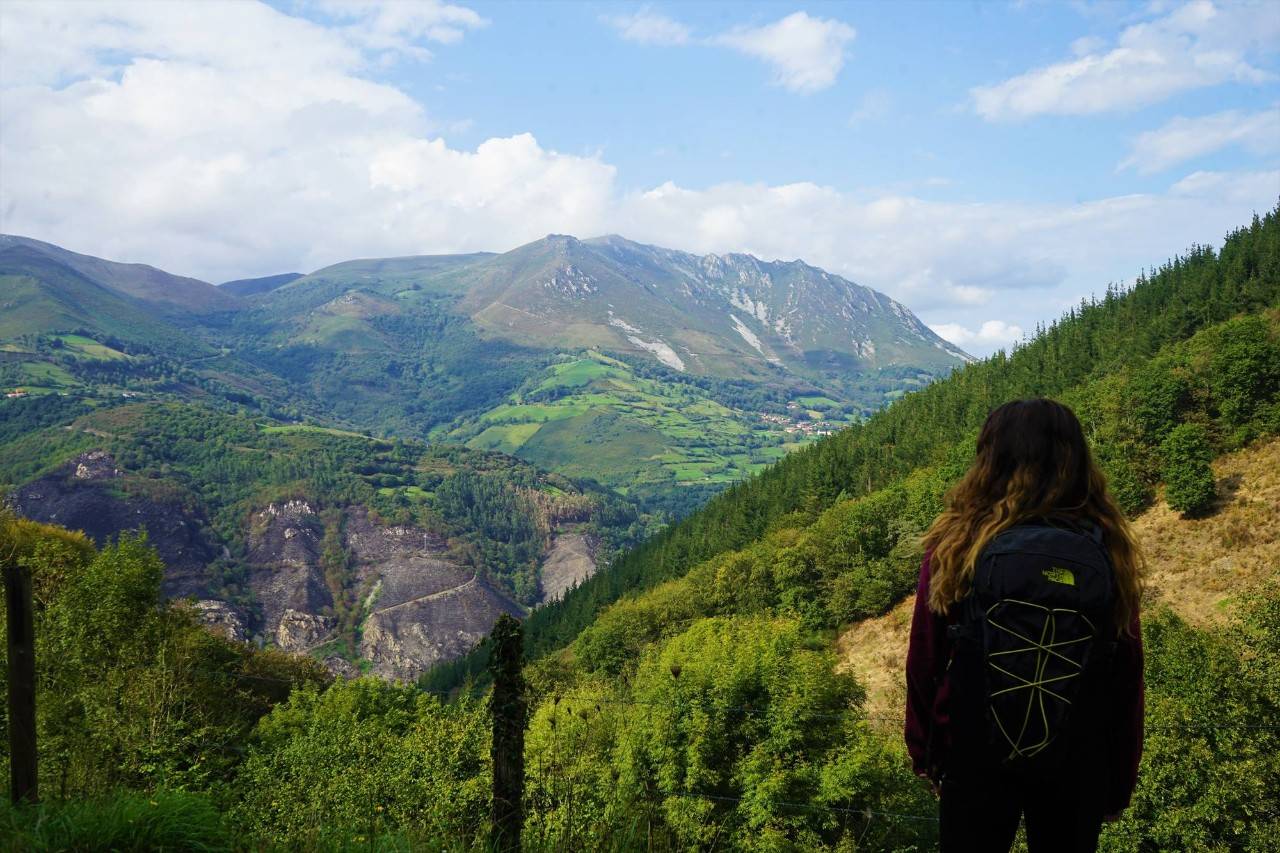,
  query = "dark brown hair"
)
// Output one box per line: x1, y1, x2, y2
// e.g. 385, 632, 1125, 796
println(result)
923, 398, 1143, 632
